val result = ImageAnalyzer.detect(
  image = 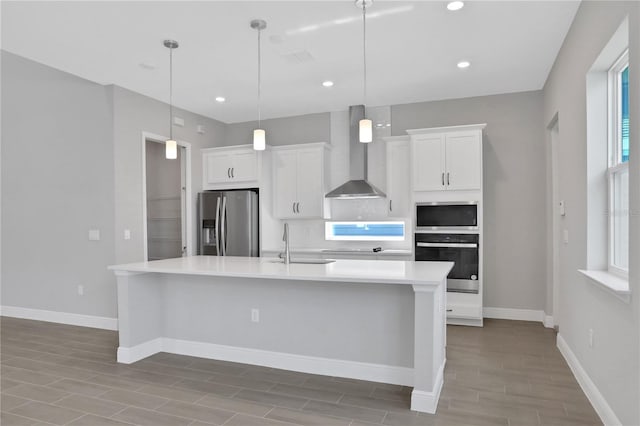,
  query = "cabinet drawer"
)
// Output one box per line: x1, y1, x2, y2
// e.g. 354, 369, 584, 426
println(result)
446, 304, 482, 319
